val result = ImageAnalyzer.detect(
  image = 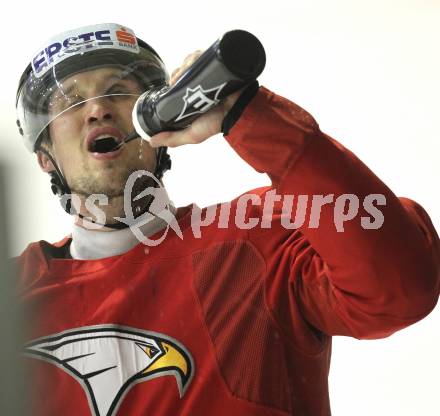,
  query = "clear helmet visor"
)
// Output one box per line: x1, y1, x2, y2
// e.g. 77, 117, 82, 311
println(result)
16, 24, 168, 152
